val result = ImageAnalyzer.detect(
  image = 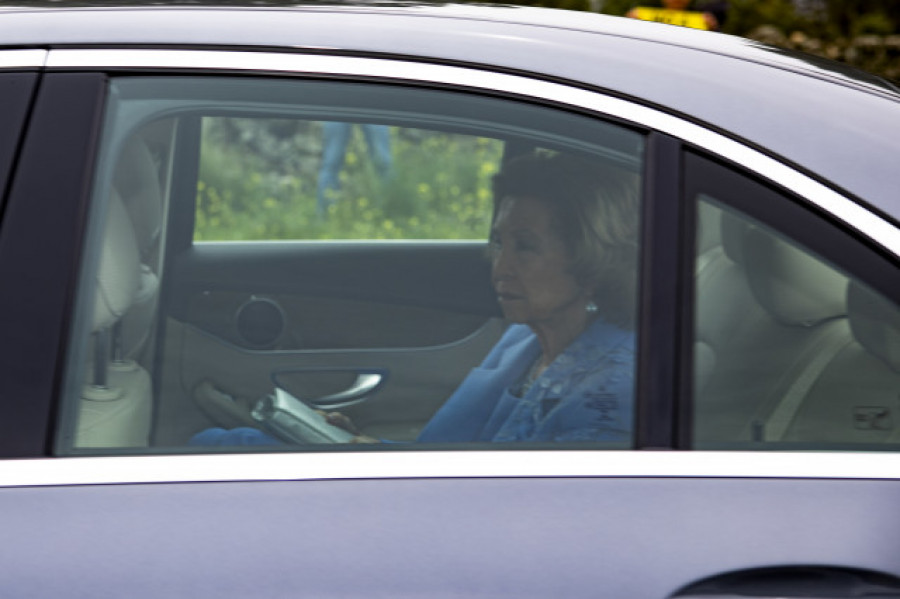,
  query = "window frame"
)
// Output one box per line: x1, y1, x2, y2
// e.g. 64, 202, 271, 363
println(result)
0, 48, 893, 459
75, 73, 652, 453
635, 132, 690, 449
681, 149, 900, 449
0, 71, 40, 217
0, 72, 108, 457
